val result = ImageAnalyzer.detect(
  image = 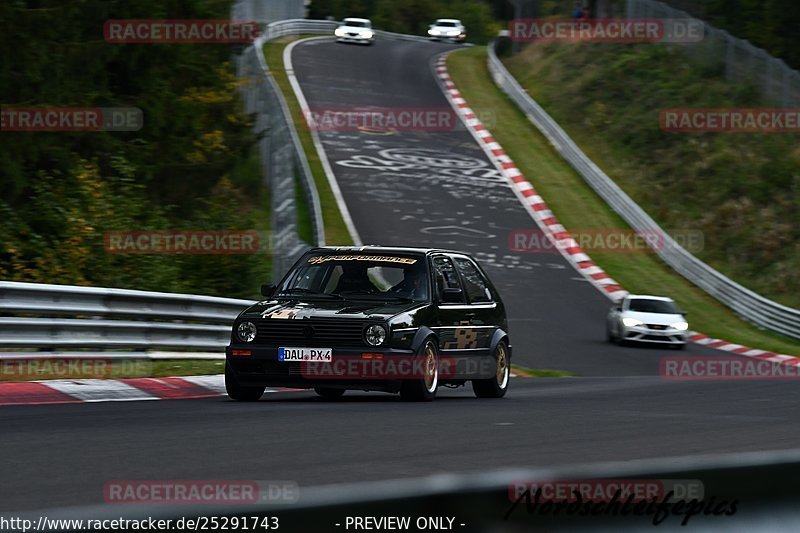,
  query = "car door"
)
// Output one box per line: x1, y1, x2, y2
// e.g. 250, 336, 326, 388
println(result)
451, 255, 498, 378
431, 255, 471, 375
